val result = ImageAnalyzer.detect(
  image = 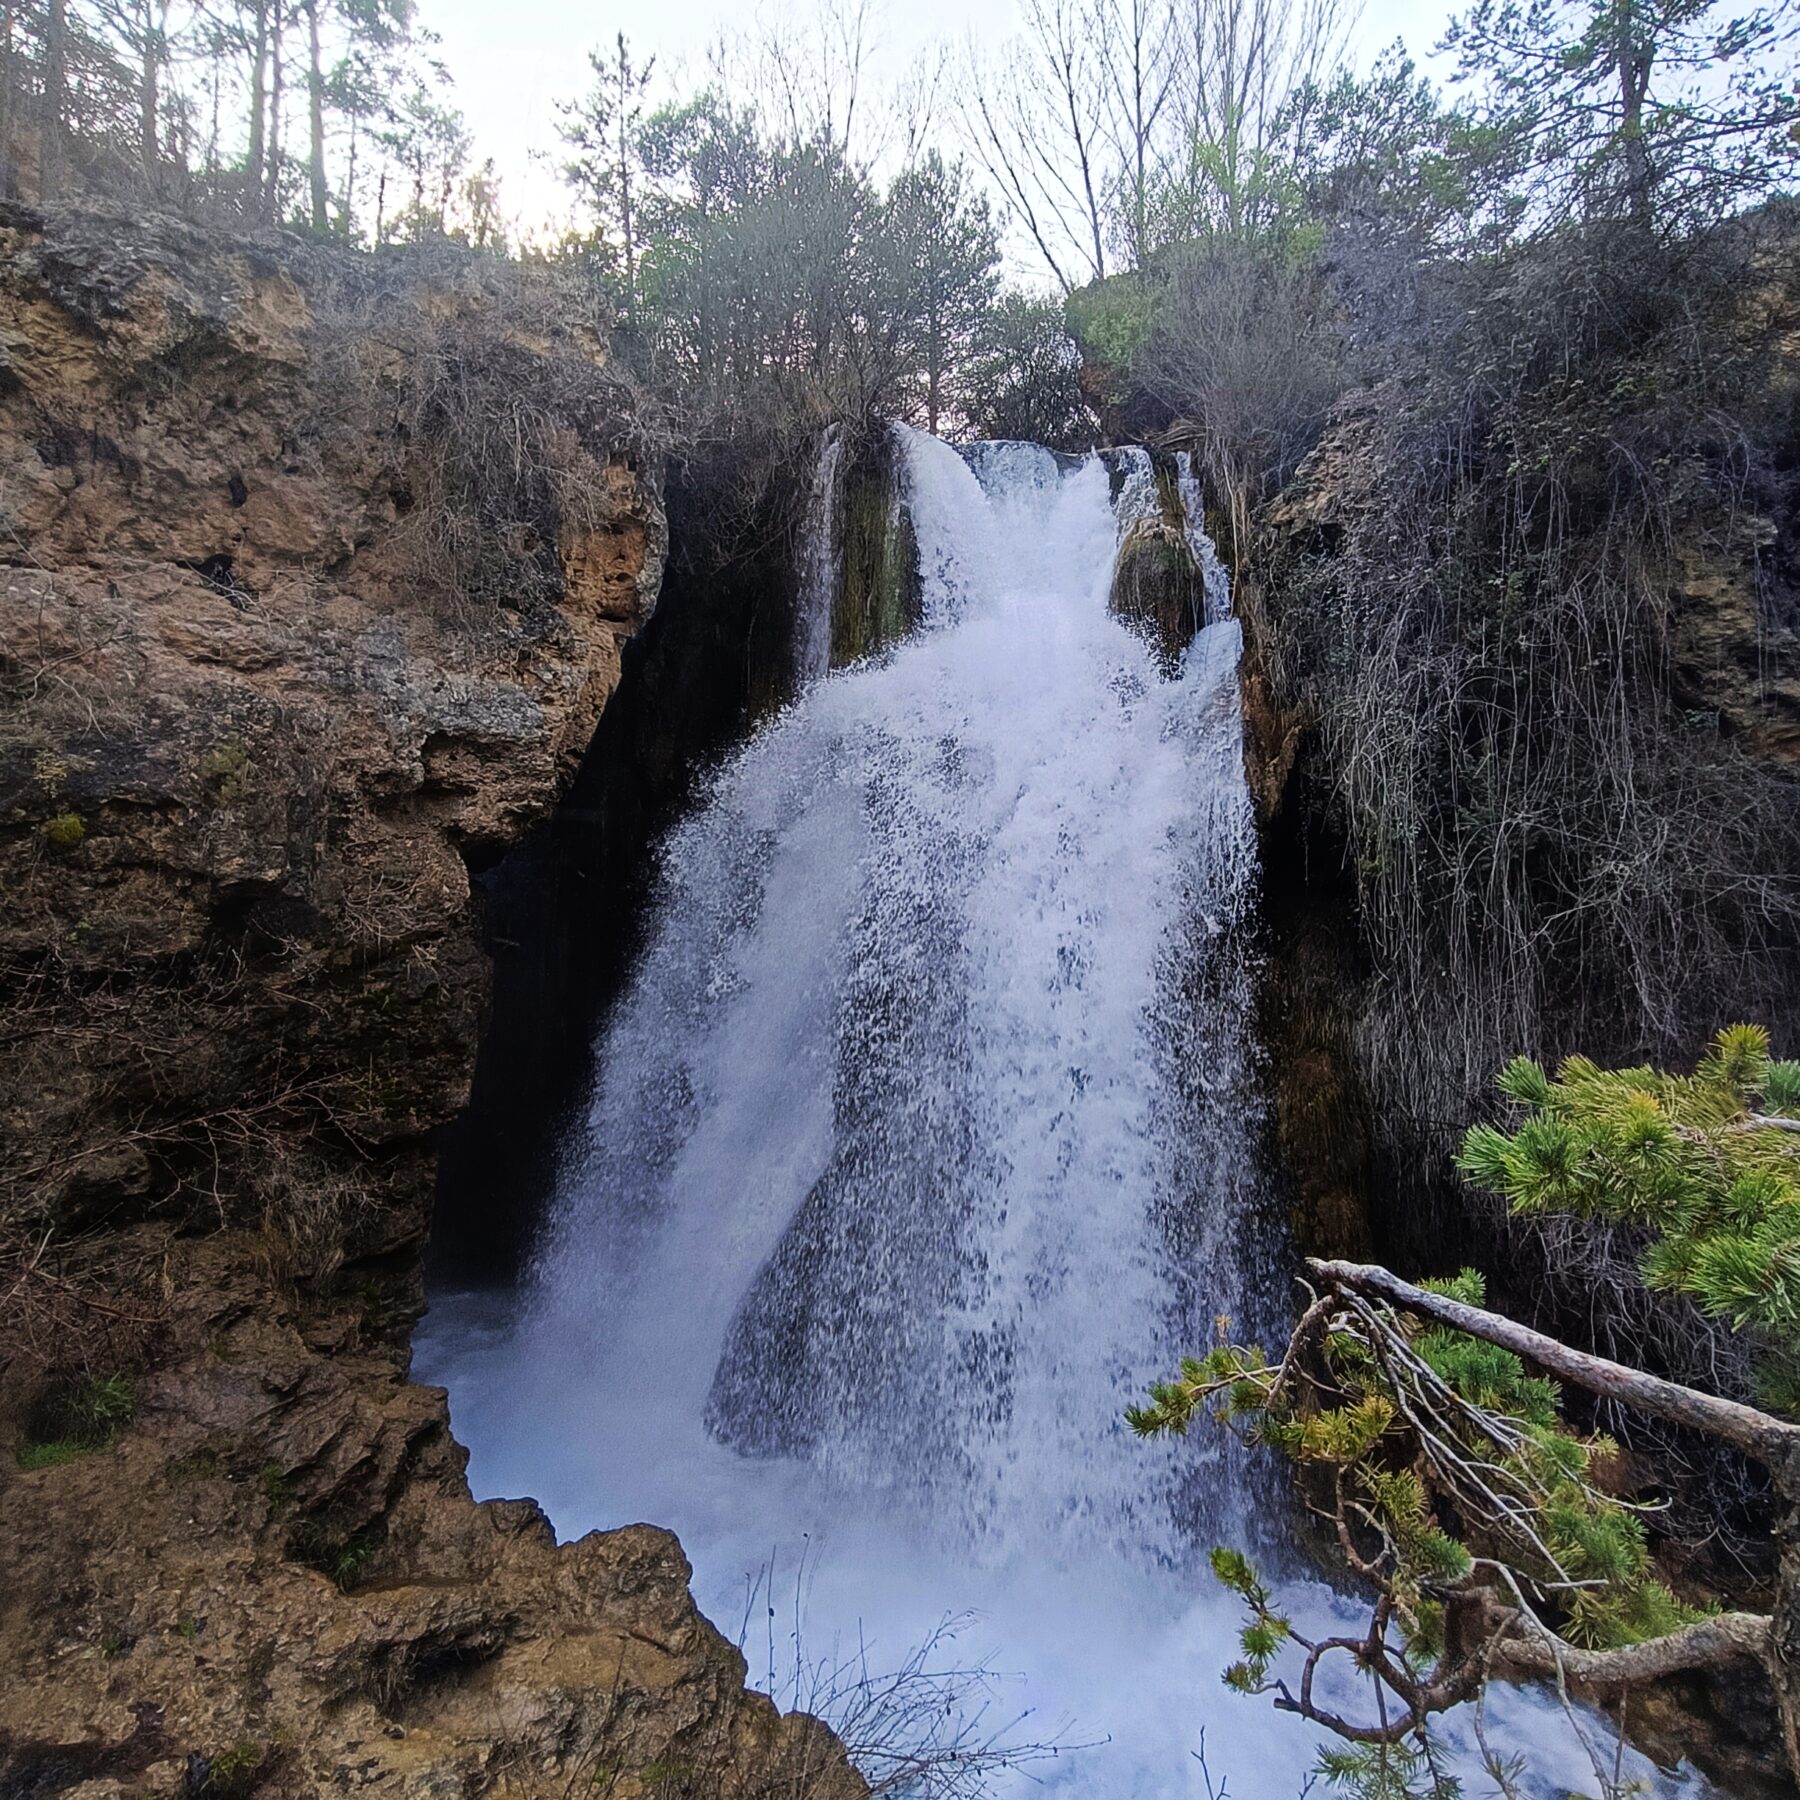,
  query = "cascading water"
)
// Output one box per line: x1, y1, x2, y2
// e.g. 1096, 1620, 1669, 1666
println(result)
794, 423, 848, 686
1177, 449, 1233, 626
418, 427, 1689, 1799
